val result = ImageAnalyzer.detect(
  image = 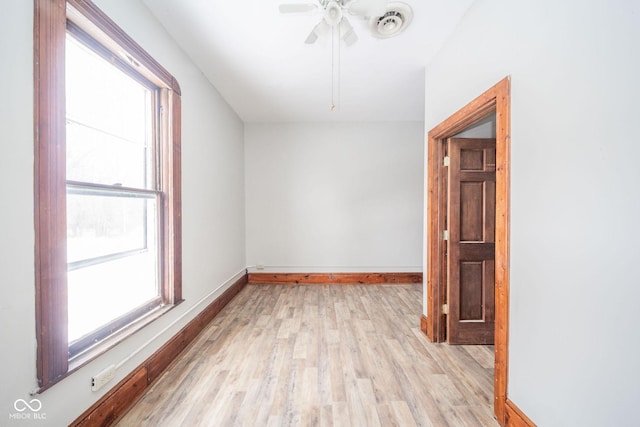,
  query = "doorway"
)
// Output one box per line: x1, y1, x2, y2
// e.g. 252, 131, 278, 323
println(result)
423, 77, 511, 424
